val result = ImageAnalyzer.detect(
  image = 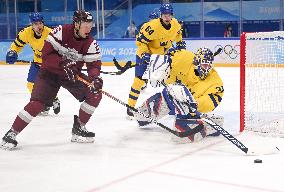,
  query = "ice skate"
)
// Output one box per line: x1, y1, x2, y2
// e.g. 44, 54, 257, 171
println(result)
71, 115, 95, 143
52, 97, 60, 114
126, 108, 135, 120
0, 129, 18, 150
40, 106, 50, 116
